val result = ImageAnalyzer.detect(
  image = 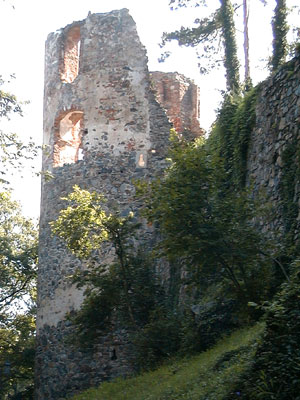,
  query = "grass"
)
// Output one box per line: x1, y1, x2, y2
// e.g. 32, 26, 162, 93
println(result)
70, 323, 264, 400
